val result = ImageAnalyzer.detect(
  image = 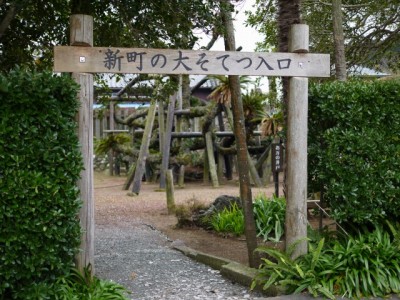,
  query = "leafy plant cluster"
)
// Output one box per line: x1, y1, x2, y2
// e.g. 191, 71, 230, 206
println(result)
94, 133, 132, 155
253, 222, 400, 299
0, 69, 82, 297
10, 266, 129, 300
206, 194, 286, 241
253, 194, 285, 242
308, 79, 400, 227
209, 202, 245, 236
